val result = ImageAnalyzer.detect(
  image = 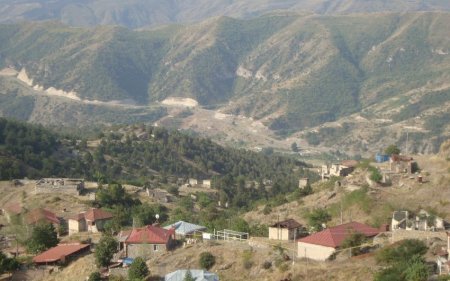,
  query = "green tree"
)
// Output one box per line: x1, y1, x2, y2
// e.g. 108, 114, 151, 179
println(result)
385, 145, 401, 155
307, 208, 331, 231
184, 270, 195, 281
95, 235, 118, 268
0, 252, 19, 275
291, 142, 298, 152
341, 232, 367, 256
27, 223, 59, 254
199, 252, 216, 270
88, 272, 102, 281
370, 168, 383, 182
128, 257, 149, 281
375, 240, 429, 281
404, 255, 429, 281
